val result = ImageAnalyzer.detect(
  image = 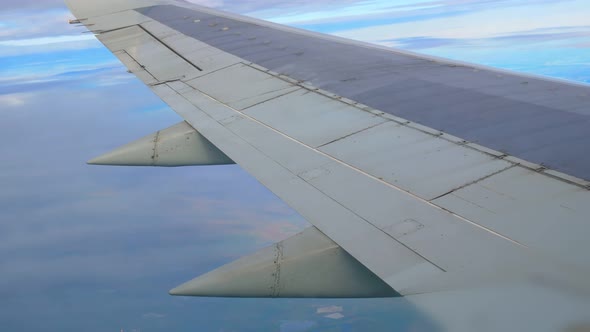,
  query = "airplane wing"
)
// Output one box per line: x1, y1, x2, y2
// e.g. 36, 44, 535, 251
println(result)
64, 0, 590, 330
